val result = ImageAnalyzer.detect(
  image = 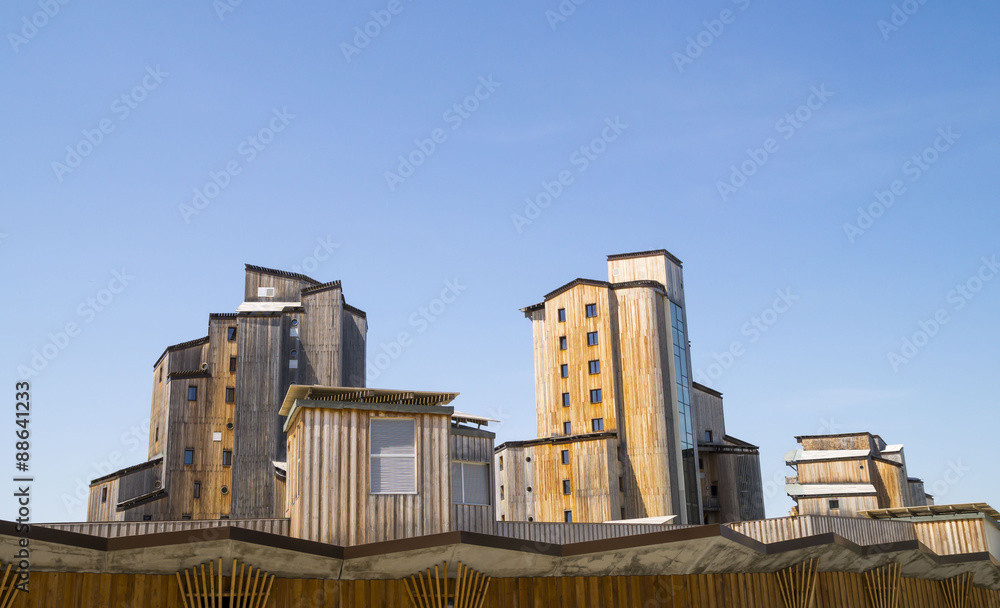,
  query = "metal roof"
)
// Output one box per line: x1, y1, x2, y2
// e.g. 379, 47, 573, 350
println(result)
235, 301, 301, 312
861, 503, 1000, 522
786, 483, 877, 497
279, 385, 459, 416
451, 410, 498, 427
785, 449, 871, 463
